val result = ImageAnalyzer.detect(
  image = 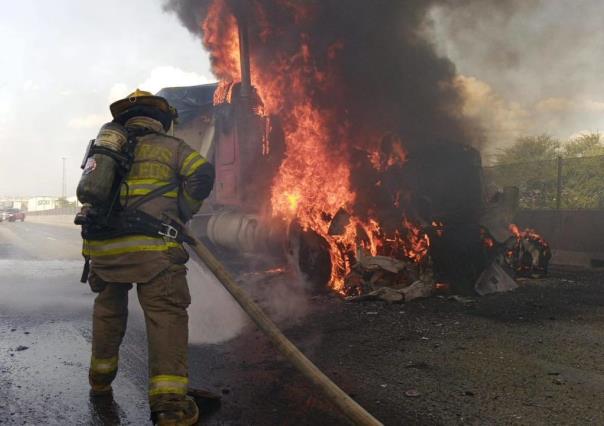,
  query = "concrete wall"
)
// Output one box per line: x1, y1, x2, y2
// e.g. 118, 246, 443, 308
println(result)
26, 206, 79, 216
514, 210, 604, 267
26, 214, 77, 228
